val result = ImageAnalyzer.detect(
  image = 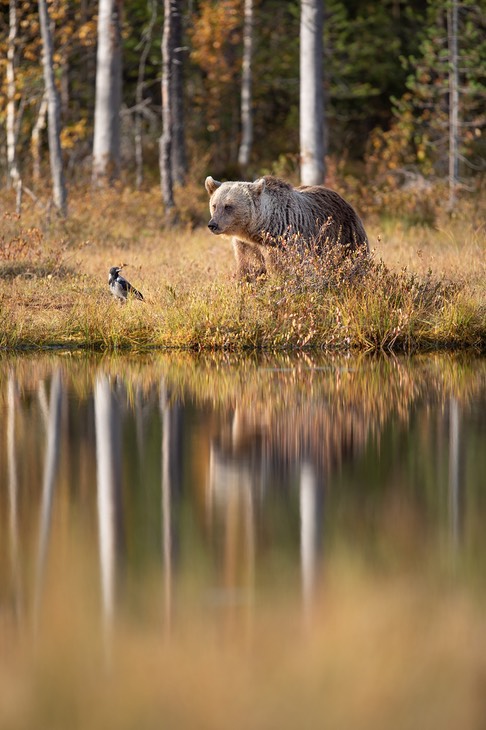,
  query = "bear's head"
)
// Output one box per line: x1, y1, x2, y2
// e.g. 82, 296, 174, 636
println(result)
205, 177, 265, 238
